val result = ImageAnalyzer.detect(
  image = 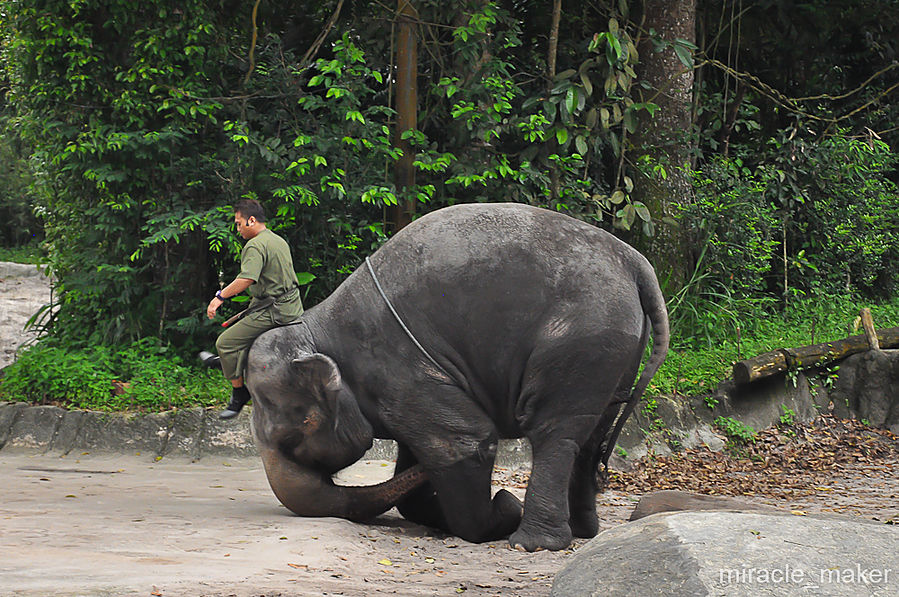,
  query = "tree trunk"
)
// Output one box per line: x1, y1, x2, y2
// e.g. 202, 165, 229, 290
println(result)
632, 0, 697, 292
391, 0, 418, 232
546, 0, 563, 202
